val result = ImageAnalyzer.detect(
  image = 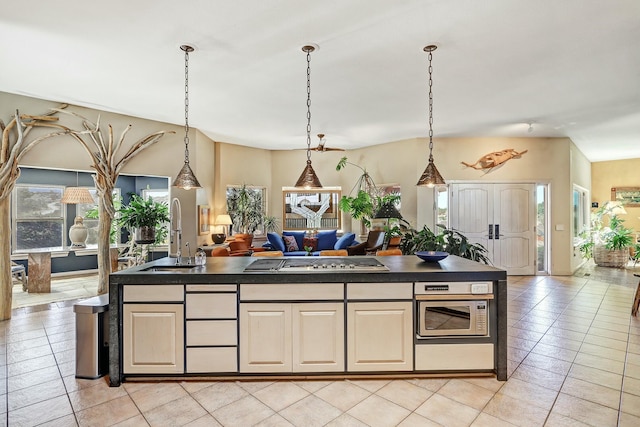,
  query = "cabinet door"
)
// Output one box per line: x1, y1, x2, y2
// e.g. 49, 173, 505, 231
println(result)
123, 304, 184, 374
347, 302, 413, 371
239, 304, 291, 372
292, 303, 344, 372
